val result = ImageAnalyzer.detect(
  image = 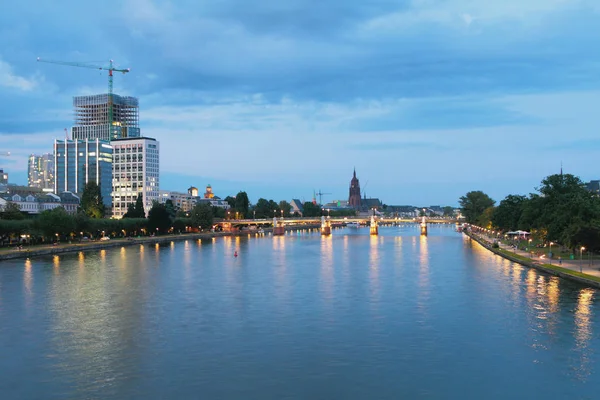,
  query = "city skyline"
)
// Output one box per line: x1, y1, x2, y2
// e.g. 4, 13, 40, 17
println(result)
1, 0, 600, 206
